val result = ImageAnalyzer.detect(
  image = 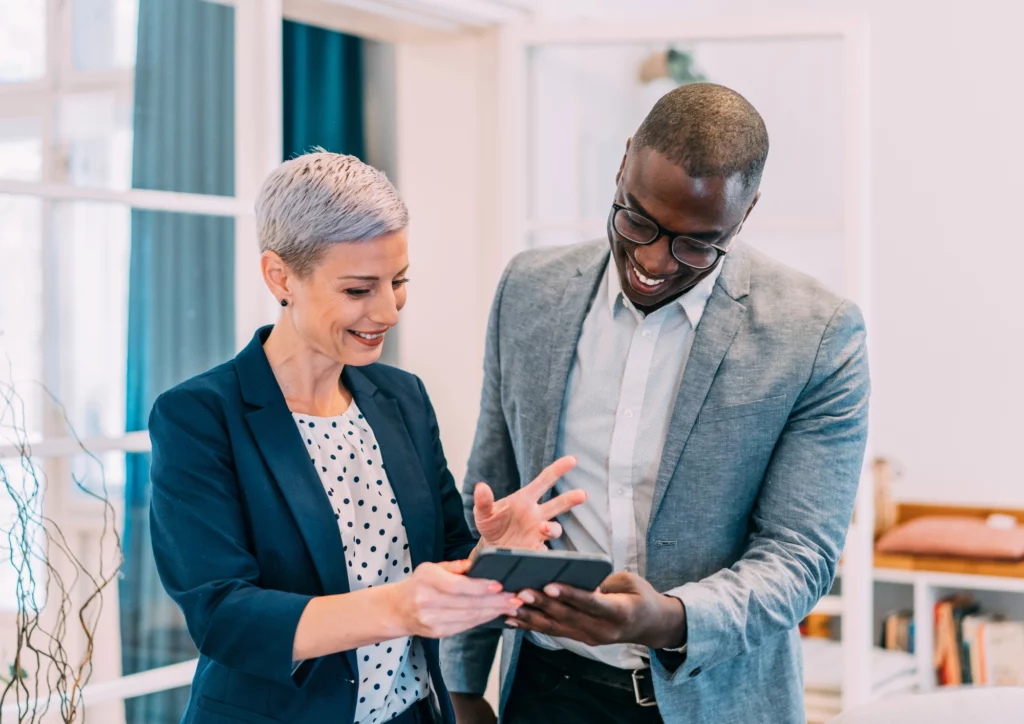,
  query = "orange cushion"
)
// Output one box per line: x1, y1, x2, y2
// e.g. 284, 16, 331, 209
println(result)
875, 516, 1024, 560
